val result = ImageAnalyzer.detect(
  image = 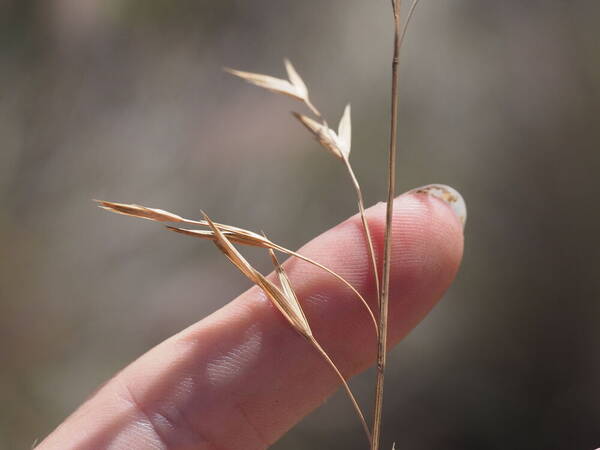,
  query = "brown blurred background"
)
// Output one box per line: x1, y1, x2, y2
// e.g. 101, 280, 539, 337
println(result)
2, 1, 600, 449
